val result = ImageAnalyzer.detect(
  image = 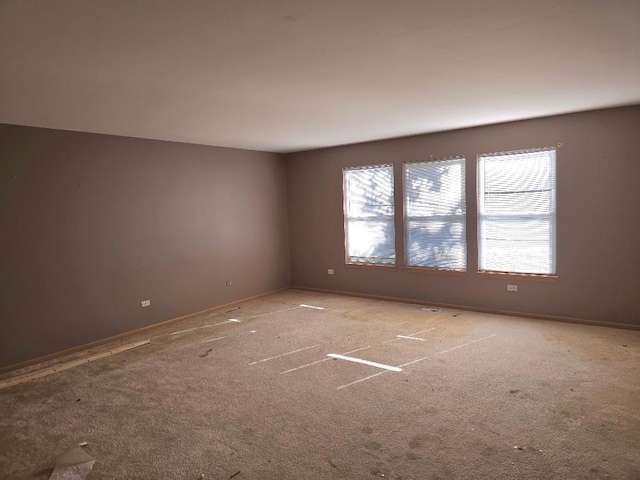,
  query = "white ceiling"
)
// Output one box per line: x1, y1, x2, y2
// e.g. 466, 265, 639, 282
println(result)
1, 1, 639, 153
